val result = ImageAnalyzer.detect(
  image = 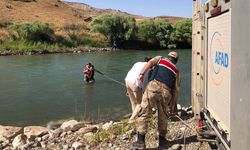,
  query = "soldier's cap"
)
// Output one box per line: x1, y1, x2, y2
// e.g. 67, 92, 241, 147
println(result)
168, 51, 178, 59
